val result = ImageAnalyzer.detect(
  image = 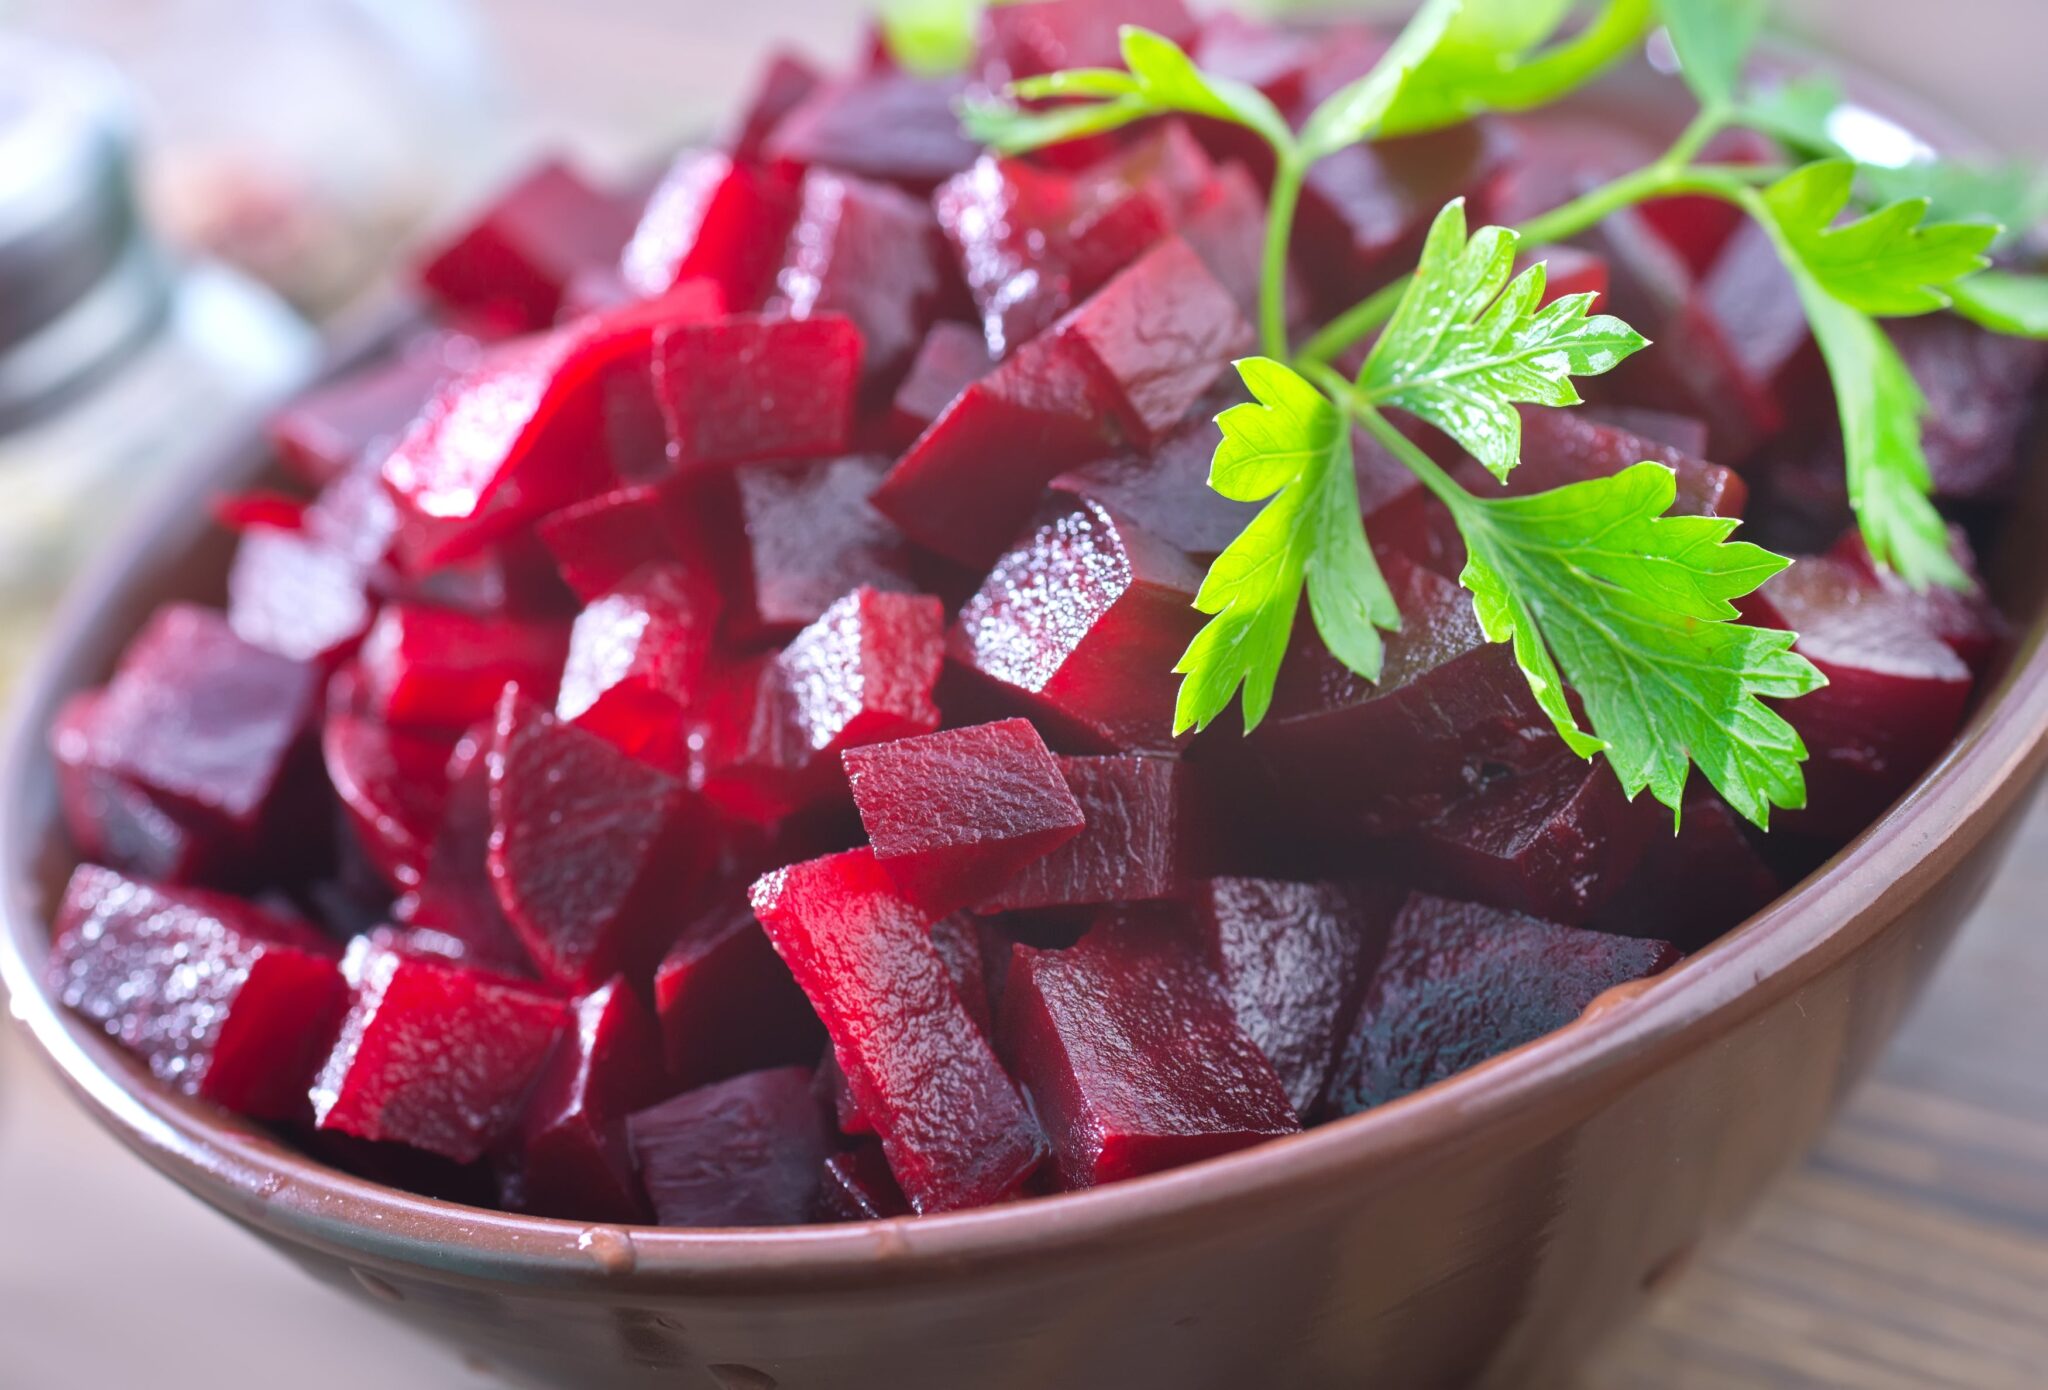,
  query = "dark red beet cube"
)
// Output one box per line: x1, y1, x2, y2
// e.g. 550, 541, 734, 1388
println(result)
557, 562, 722, 755
393, 726, 536, 977
48, 866, 346, 1120
1637, 128, 1779, 276
1190, 12, 1319, 108
1188, 878, 1401, 1118
1829, 526, 2007, 674
487, 690, 711, 990
627, 1066, 833, 1227
357, 603, 570, 731
311, 937, 569, 1162
53, 694, 209, 884
981, 0, 1197, 78
998, 906, 1298, 1190
226, 524, 377, 667
1179, 161, 1274, 319
733, 50, 823, 162
1295, 125, 1508, 305
417, 159, 639, 332
816, 1143, 911, 1221
723, 455, 918, 641
1326, 894, 1681, 1115
1051, 406, 1254, 560
536, 484, 692, 603
947, 499, 1204, 752
885, 321, 995, 448
979, 754, 1210, 912
1743, 556, 1975, 838
1411, 756, 1655, 926
1484, 110, 1659, 228
267, 331, 478, 487
619, 151, 800, 308
765, 72, 982, 193
750, 850, 1044, 1212
1586, 406, 1711, 459
654, 892, 824, 1088
844, 719, 1086, 916
508, 976, 671, 1223
323, 714, 455, 895
654, 314, 862, 469
1891, 313, 2048, 501
1596, 790, 1782, 954
773, 169, 945, 382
